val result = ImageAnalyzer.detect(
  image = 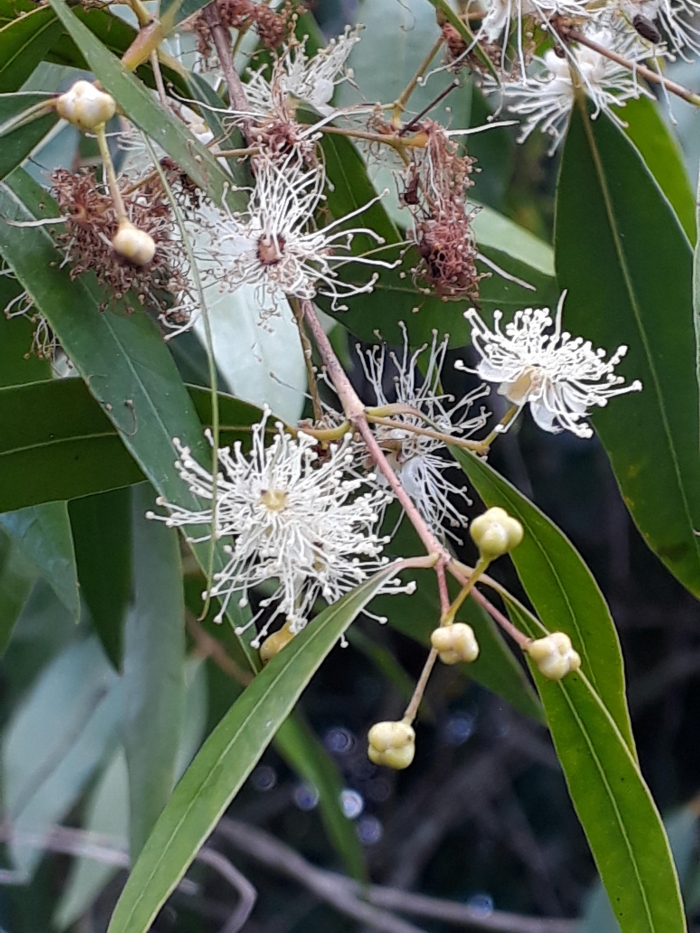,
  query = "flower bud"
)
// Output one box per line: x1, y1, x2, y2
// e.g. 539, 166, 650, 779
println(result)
527, 632, 581, 681
112, 221, 156, 266
56, 80, 116, 130
259, 625, 295, 664
367, 720, 415, 770
430, 622, 479, 665
470, 506, 524, 559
